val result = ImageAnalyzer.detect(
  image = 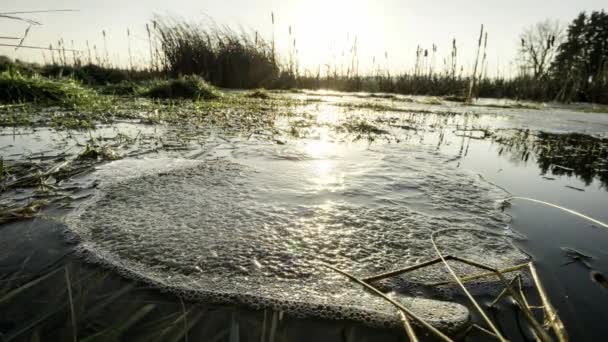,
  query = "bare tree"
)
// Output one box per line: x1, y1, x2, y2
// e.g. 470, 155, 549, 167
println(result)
518, 19, 564, 78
